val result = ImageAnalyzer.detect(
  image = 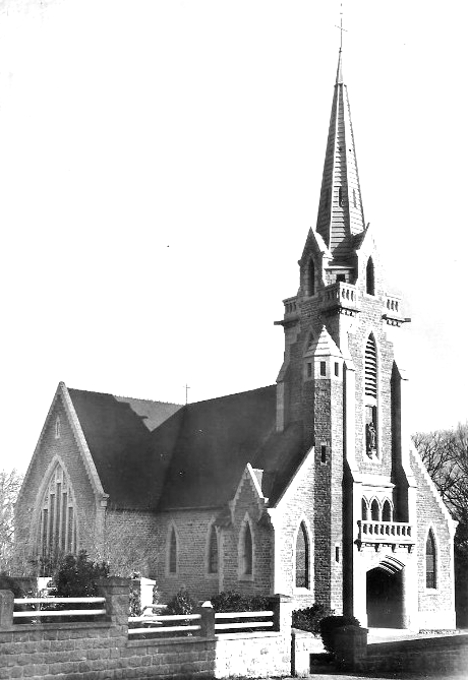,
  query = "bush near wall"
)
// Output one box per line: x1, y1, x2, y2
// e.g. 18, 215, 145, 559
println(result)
210, 590, 270, 612
320, 615, 361, 654
292, 603, 334, 635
